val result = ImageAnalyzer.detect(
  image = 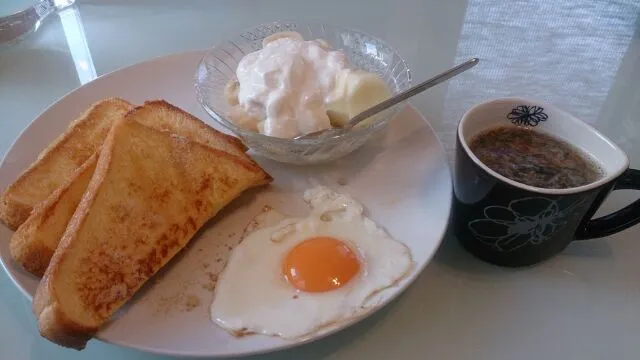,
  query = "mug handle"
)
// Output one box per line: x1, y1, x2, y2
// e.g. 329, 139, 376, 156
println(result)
575, 168, 640, 240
